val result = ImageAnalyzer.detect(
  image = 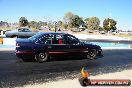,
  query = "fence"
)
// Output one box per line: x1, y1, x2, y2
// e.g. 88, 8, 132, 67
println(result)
0, 38, 16, 45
